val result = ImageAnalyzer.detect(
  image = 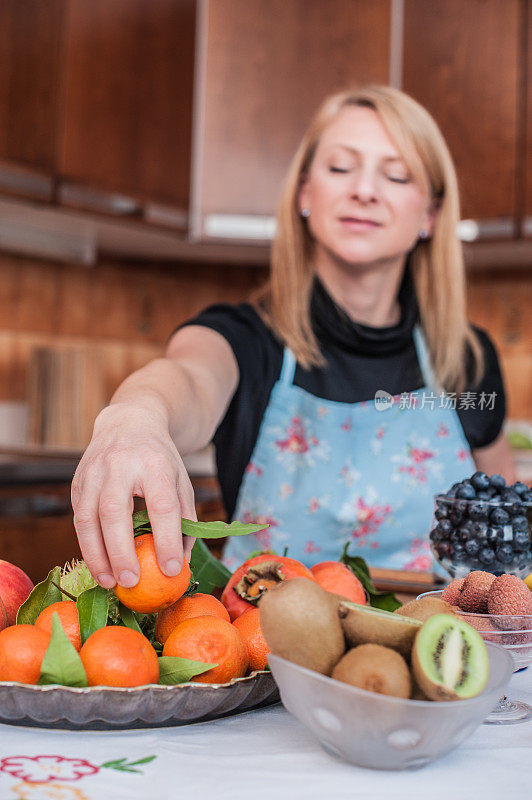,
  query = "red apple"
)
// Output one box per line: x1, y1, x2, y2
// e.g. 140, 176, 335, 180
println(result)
0, 560, 34, 626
